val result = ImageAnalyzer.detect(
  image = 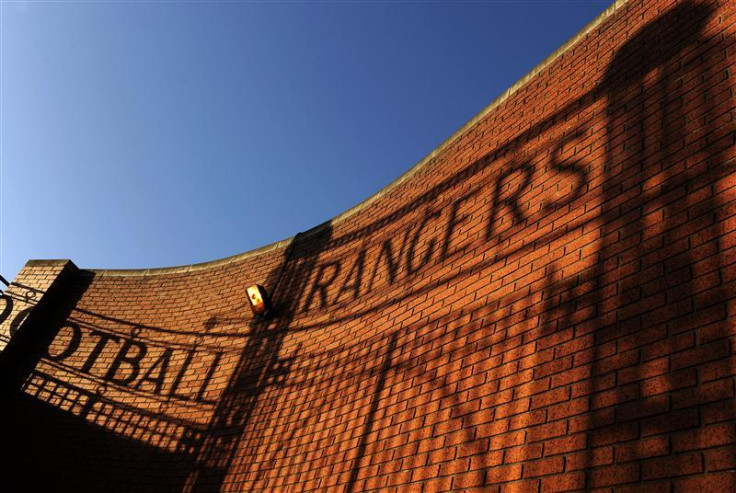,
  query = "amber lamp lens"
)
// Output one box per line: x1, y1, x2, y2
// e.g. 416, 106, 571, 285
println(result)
246, 285, 267, 315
